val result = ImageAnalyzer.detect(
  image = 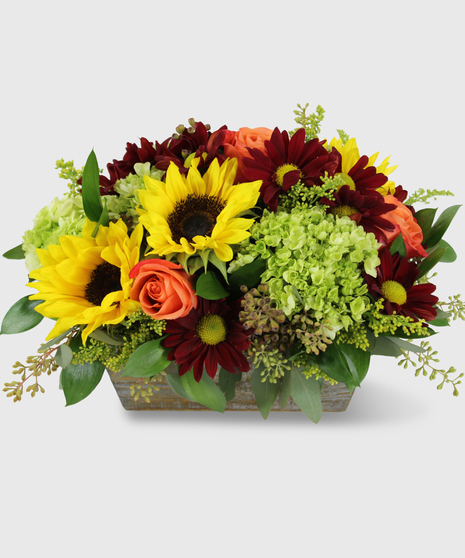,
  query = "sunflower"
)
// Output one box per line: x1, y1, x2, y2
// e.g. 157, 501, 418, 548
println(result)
162, 298, 251, 382
241, 127, 339, 211
364, 249, 438, 321
137, 157, 261, 262
328, 137, 397, 196
27, 220, 143, 343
